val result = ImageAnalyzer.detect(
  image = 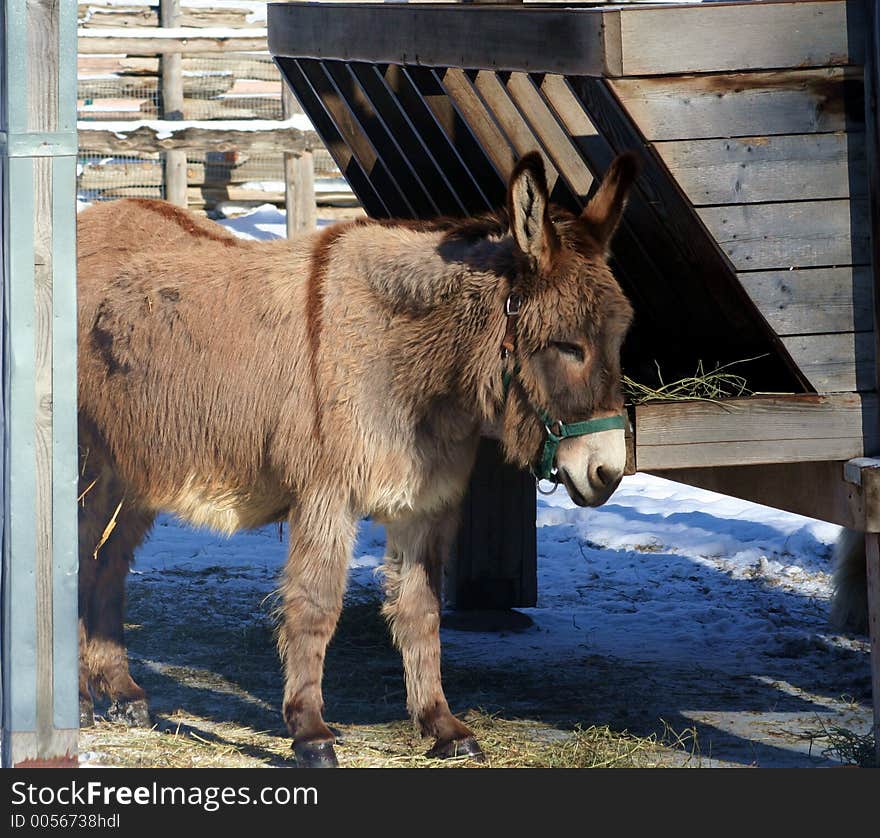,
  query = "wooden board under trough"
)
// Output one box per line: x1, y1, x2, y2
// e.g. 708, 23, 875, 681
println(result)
635, 394, 879, 470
